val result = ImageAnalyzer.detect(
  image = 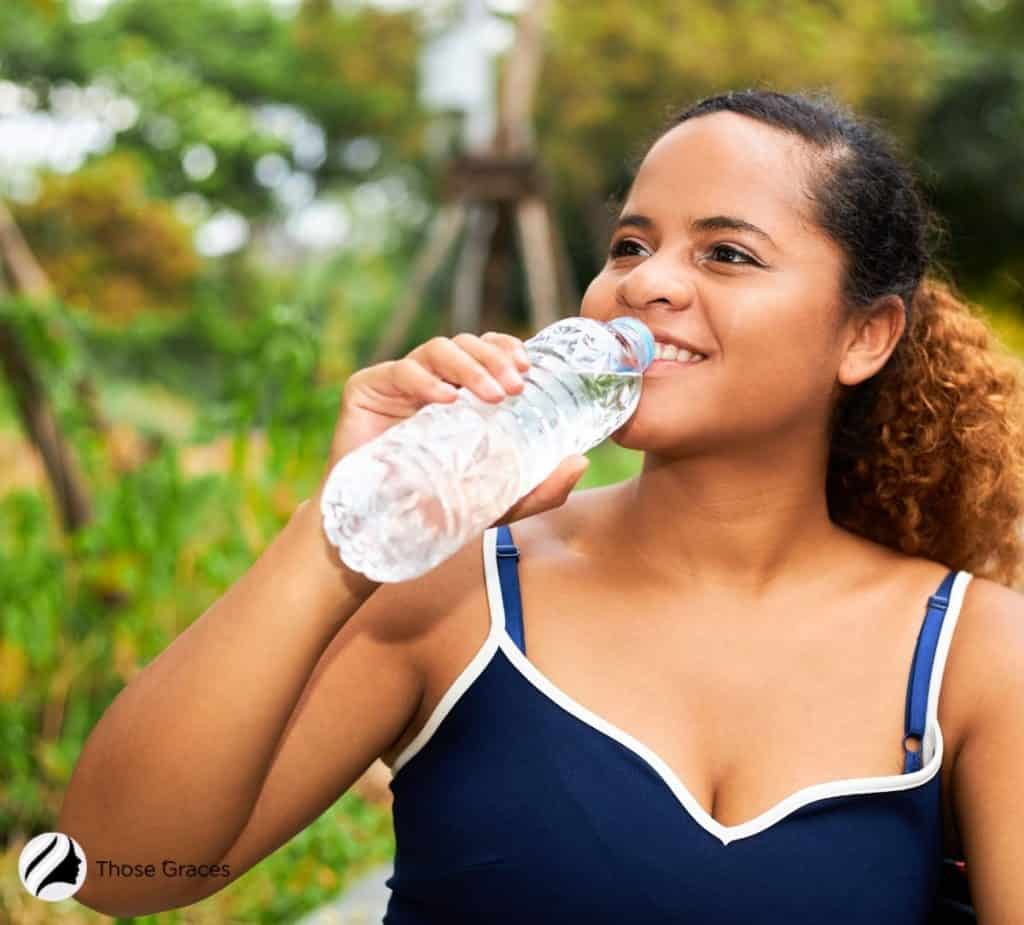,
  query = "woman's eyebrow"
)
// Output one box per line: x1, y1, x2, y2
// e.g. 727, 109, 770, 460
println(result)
615, 212, 777, 248
614, 212, 657, 232
693, 215, 777, 247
